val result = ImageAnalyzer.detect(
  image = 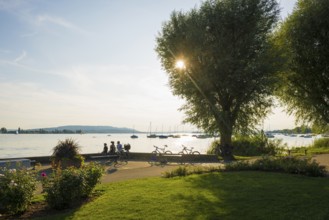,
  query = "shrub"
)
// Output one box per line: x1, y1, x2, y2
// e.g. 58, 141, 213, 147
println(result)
42, 162, 104, 210
163, 165, 222, 178
225, 156, 327, 177
232, 134, 283, 156
225, 161, 252, 171
207, 133, 285, 156
51, 138, 84, 169
81, 162, 104, 197
312, 138, 329, 149
0, 167, 37, 215
163, 166, 188, 178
